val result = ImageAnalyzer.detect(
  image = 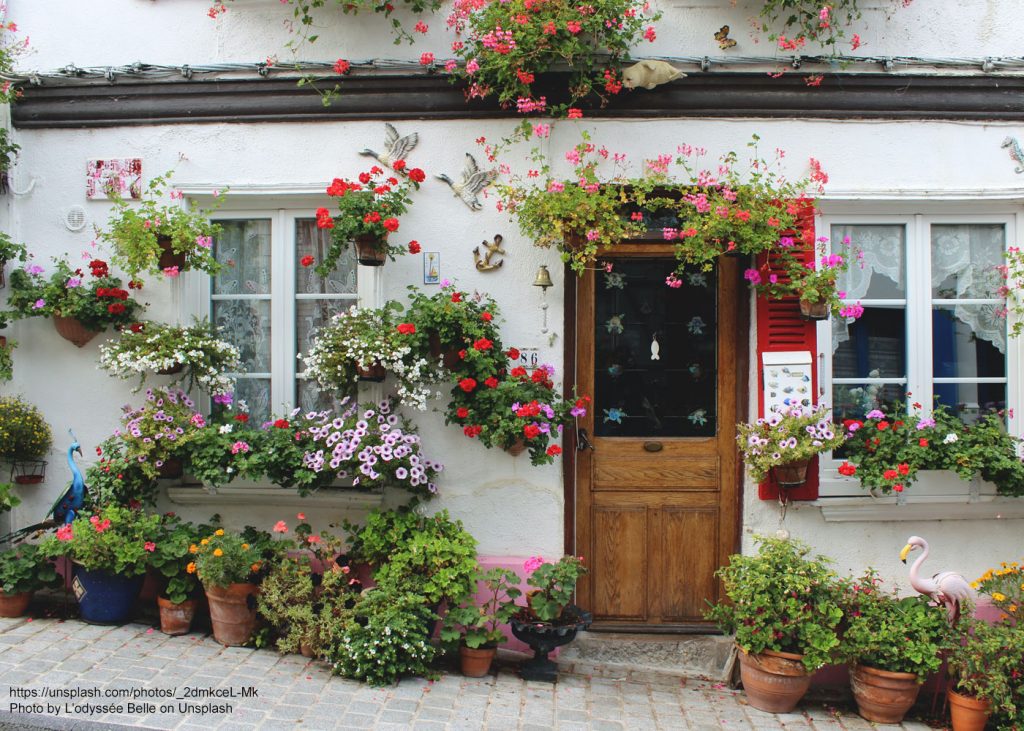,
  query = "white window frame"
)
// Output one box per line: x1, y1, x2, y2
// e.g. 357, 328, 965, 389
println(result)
814, 205, 1024, 516
182, 203, 382, 416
